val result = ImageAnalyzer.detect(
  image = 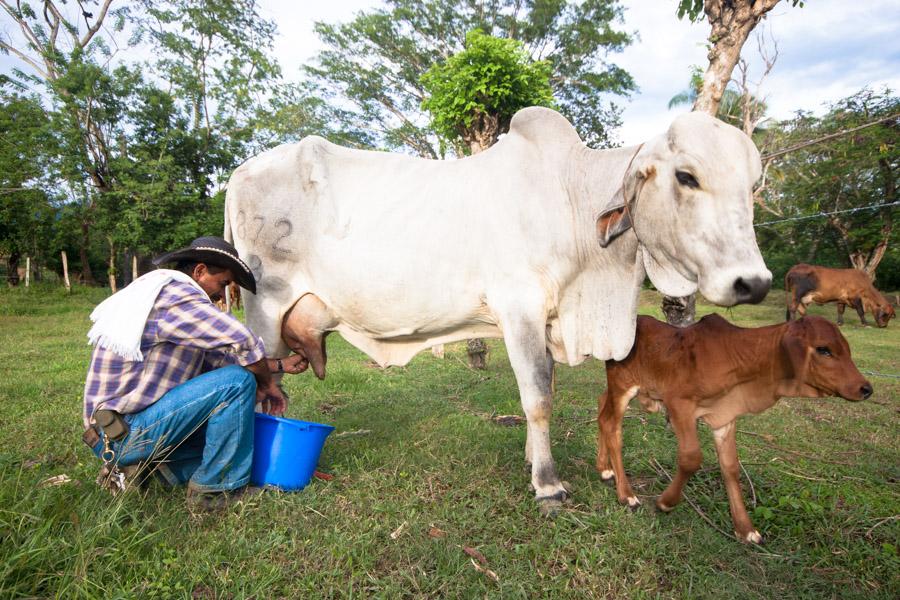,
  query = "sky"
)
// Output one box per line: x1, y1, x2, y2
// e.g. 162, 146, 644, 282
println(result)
256, 0, 900, 145
3, 0, 899, 146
